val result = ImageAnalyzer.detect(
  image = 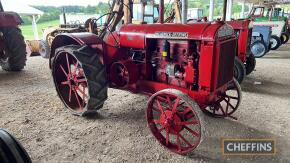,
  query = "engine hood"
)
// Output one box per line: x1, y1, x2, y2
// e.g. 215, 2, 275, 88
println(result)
119, 22, 235, 49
